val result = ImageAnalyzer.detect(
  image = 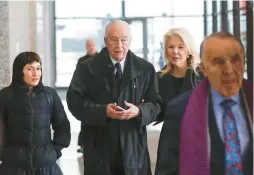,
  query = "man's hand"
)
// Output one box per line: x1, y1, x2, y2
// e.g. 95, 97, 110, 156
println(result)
106, 103, 125, 119
119, 101, 140, 120
106, 103, 118, 119
106, 101, 141, 120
